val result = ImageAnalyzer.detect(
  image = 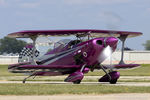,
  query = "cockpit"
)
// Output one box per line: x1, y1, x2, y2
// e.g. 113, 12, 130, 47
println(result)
17, 32, 92, 62
54, 39, 81, 49
54, 39, 72, 49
